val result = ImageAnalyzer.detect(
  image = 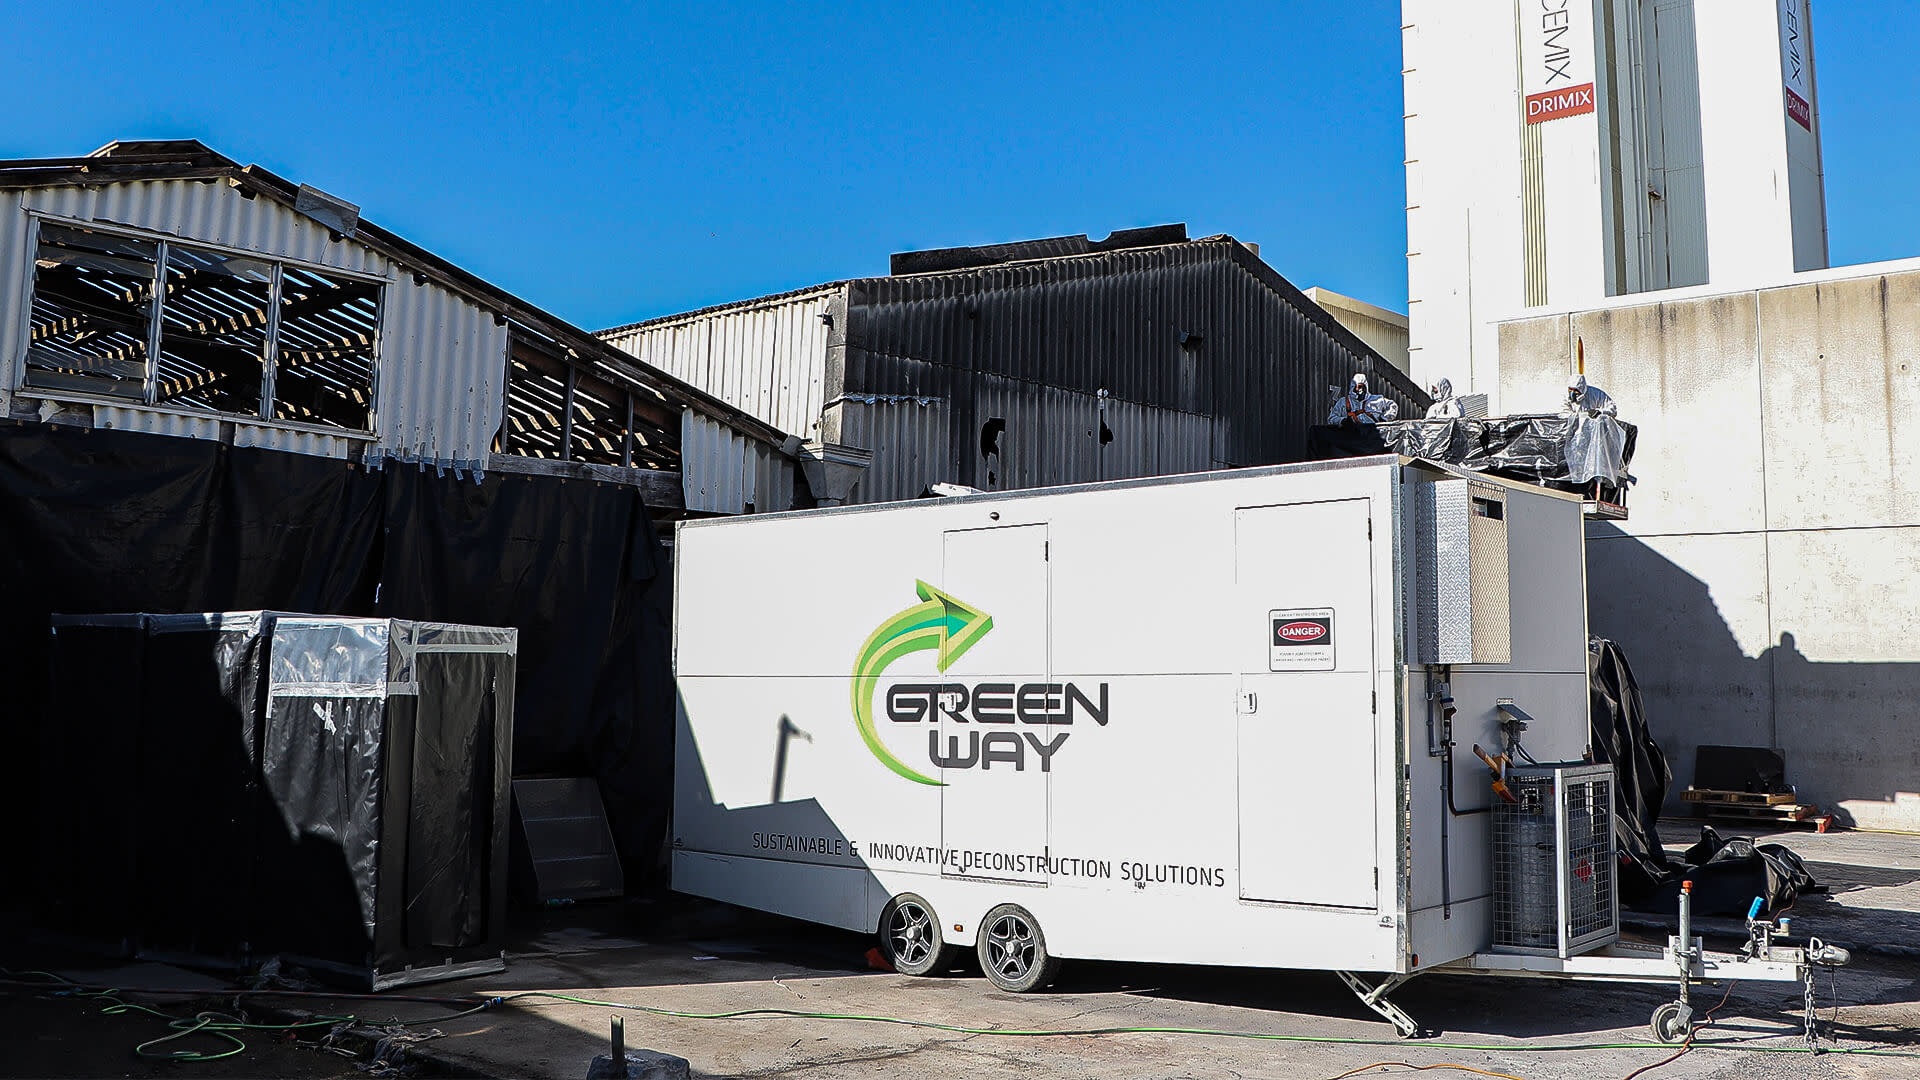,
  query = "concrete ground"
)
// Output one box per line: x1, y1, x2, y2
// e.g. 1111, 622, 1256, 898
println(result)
259, 819, 1919, 1080
8, 820, 1915, 1079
